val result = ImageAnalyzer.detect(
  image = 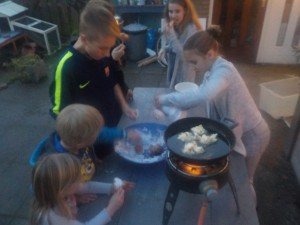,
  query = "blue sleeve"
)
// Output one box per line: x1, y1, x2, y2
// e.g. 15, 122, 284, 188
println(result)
96, 127, 125, 144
